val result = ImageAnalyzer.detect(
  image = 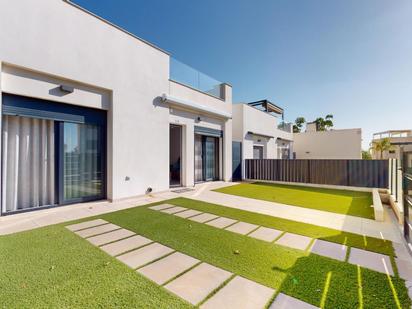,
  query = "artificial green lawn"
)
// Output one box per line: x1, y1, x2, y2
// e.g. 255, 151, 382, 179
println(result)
215, 182, 375, 219
0, 197, 408, 308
